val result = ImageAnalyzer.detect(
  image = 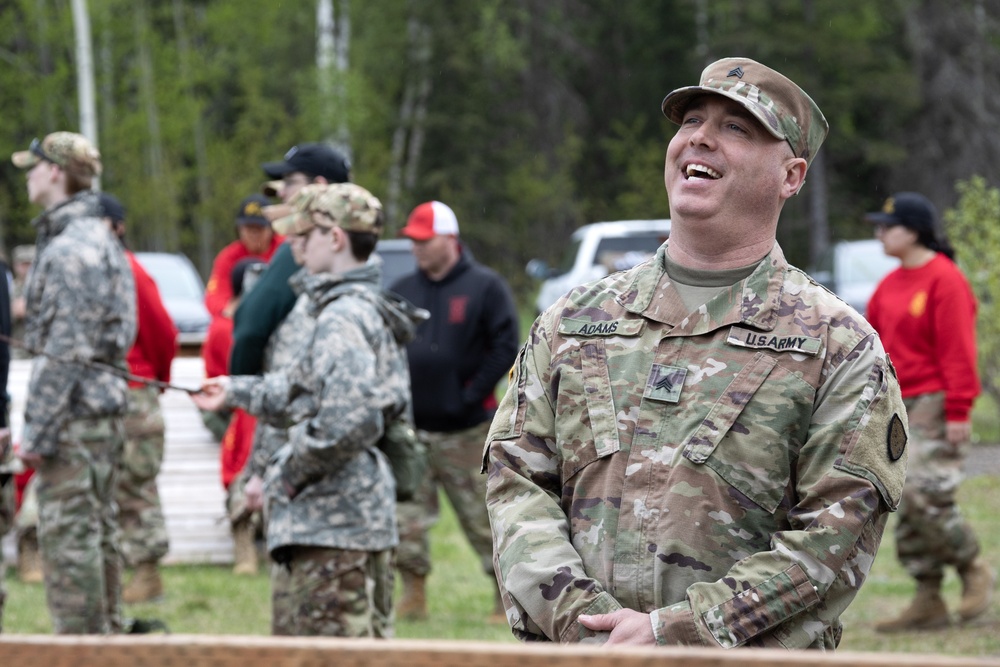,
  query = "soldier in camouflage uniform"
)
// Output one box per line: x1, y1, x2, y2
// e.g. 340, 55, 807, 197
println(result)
864, 193, 992, 631
97, 193, 178, 604
11, 132, 137, 634
484, 58, 909, 650
194, 183, 424, 637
